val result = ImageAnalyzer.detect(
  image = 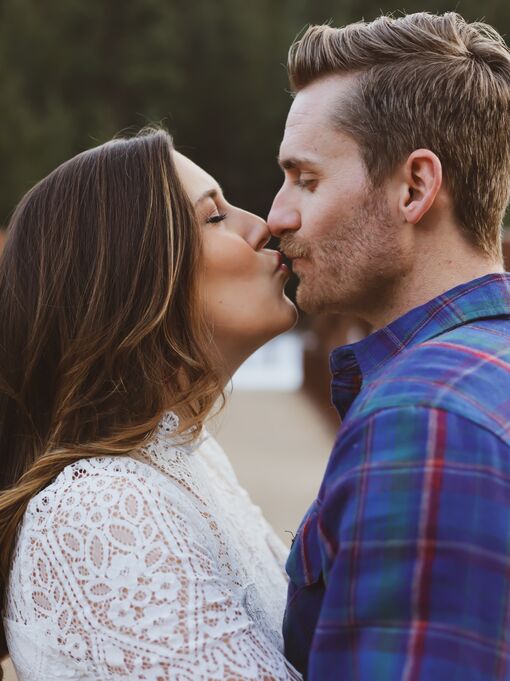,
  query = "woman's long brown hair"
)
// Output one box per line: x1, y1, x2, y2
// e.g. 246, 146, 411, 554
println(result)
0, 129, 223, 665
